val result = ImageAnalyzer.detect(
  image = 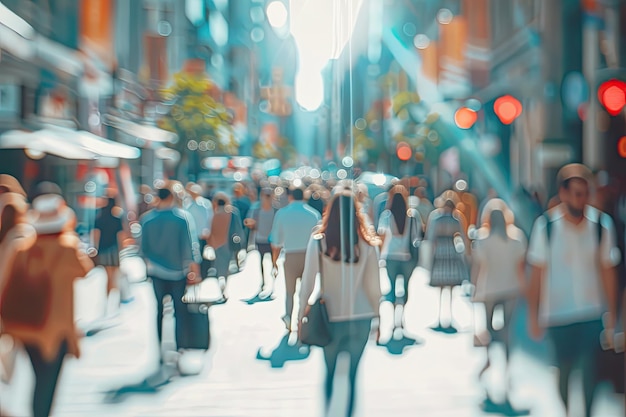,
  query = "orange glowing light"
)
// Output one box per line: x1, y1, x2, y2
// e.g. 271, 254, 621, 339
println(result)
494, 95, 522, 125
396, 142, 412, 161
454, 107, 477, 129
